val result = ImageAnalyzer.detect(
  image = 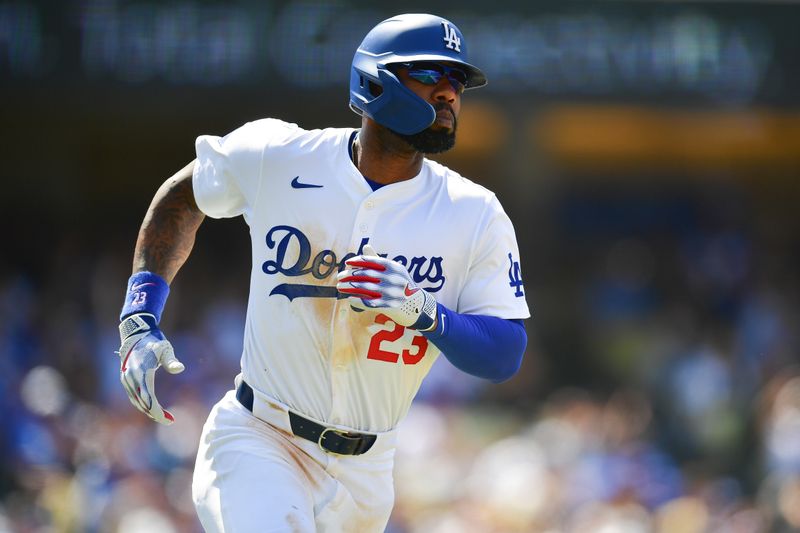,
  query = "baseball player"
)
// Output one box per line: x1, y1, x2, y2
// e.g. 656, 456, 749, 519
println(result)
117, 13, 529, 532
